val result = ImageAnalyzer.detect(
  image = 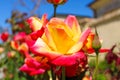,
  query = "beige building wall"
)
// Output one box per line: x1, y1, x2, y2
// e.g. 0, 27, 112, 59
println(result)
79, 8, 120, 49
88, 0, 120, 49
96, 20, 120, 48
